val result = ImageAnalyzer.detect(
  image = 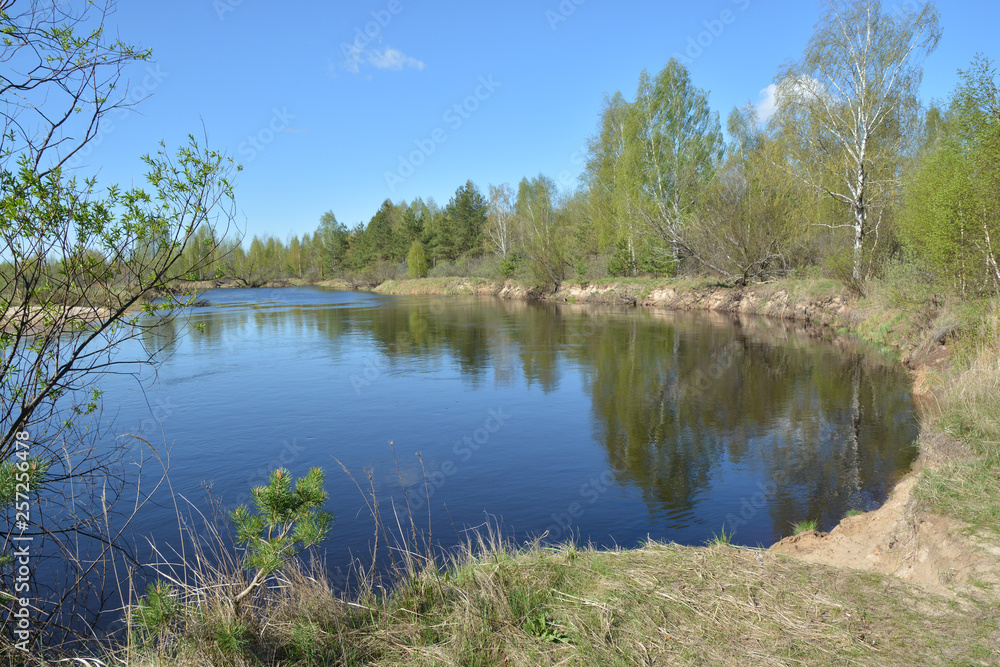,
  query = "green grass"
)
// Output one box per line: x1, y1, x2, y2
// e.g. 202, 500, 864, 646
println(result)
903, 303, 1000, 536
707, 525, 735, 546
916, 369, 1000, 534
792, 519, 820, 535
848, 272, 1000, 539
